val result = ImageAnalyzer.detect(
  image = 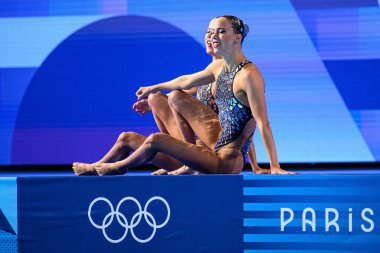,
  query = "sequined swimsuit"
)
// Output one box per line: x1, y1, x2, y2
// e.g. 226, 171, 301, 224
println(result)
196, 83, 218, 114
213, 60, 253, 160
